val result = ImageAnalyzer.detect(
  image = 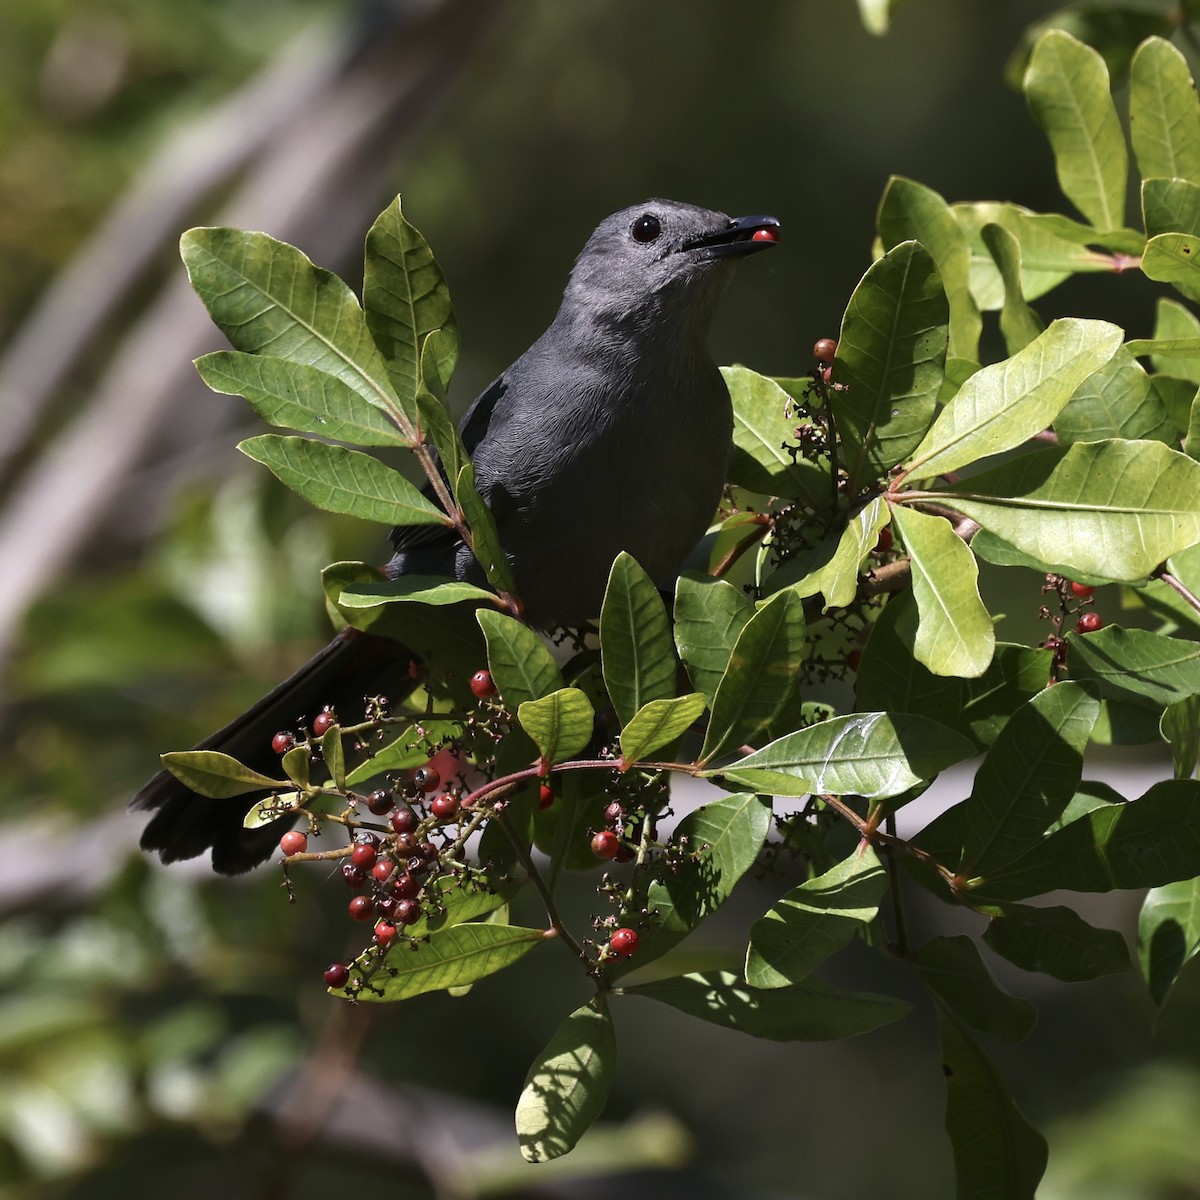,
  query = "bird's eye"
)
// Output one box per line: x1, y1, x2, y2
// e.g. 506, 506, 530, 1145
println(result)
630, 214, 661, 243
